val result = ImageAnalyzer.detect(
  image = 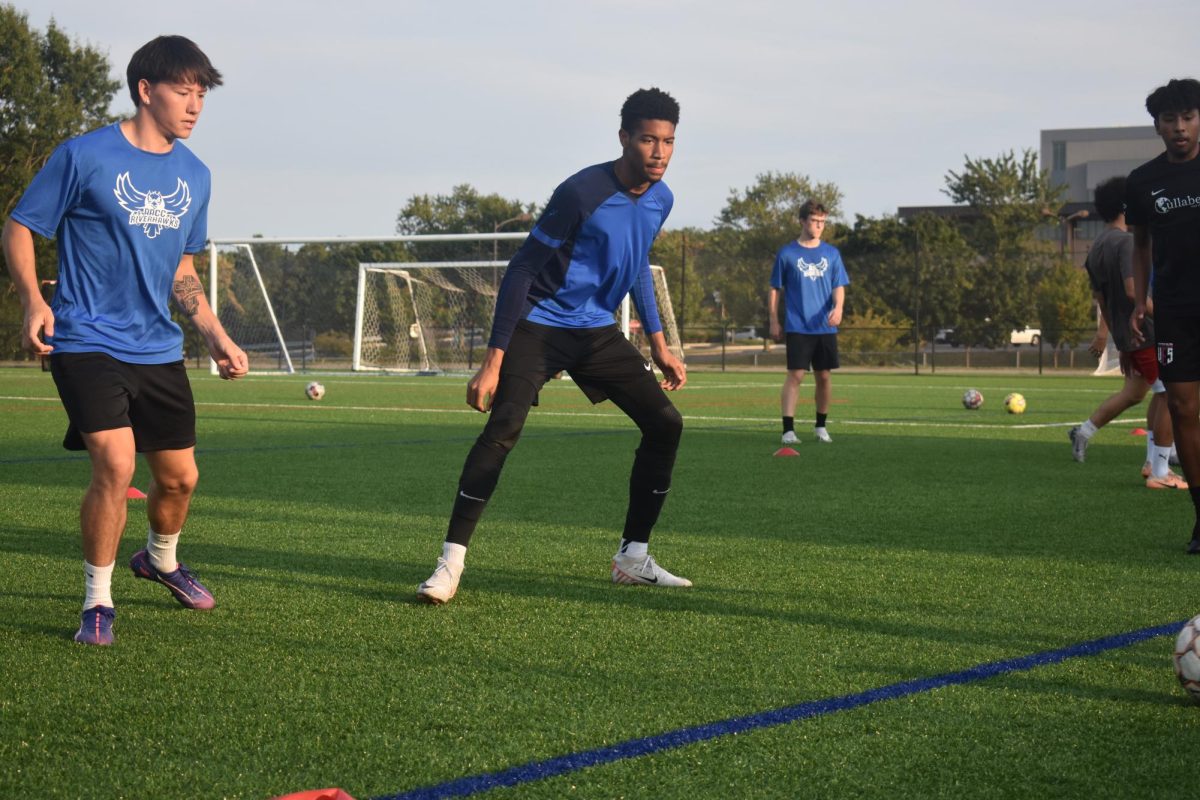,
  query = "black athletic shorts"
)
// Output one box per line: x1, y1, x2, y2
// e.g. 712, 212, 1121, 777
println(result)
49, 352, 197, 452
499, 320, 673, 410
1154, 310, 1200, 383
785, 333, 840, 371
